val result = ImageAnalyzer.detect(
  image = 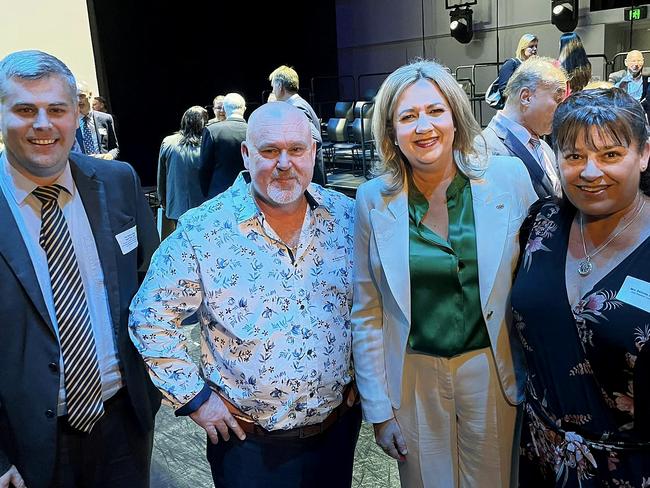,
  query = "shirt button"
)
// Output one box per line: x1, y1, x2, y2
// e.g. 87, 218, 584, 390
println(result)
48, 362, 58, 373
45, 409, 55, 418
